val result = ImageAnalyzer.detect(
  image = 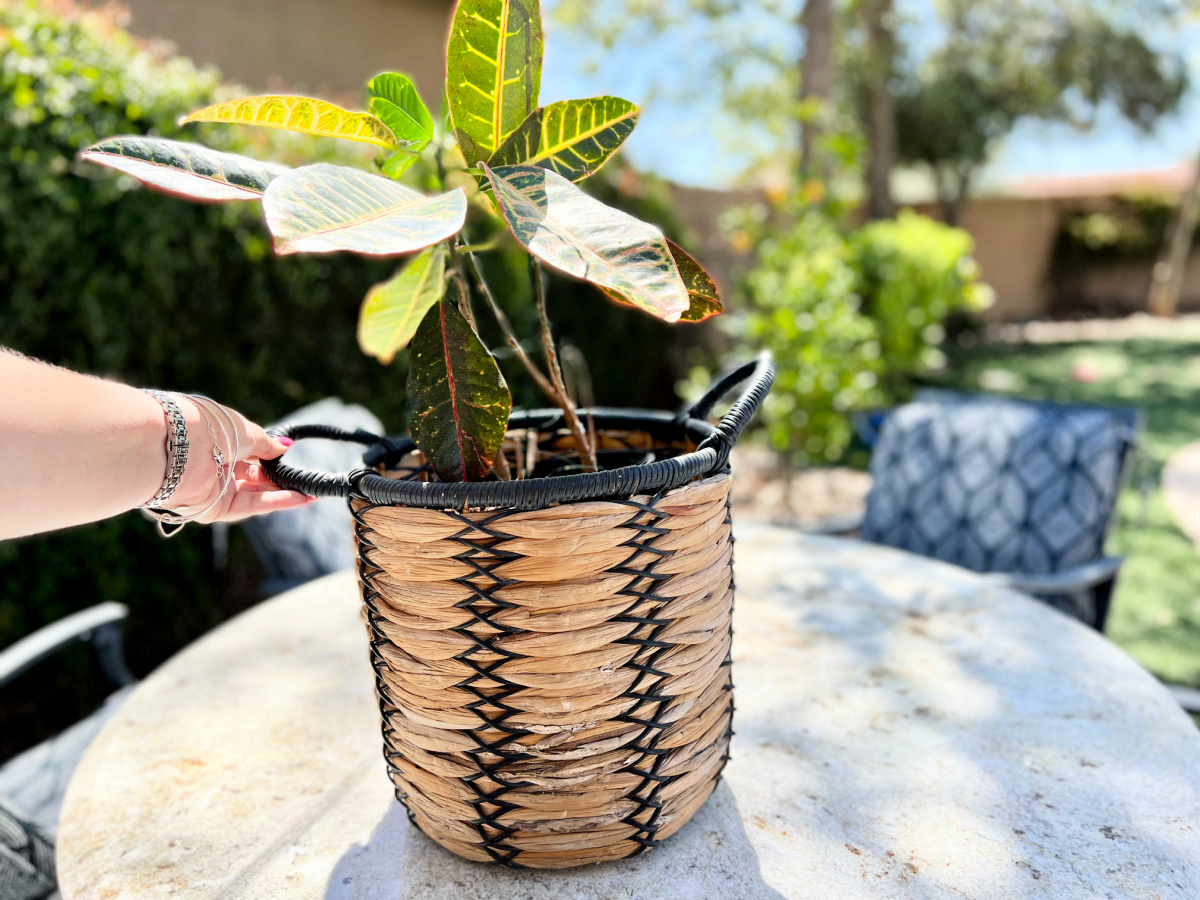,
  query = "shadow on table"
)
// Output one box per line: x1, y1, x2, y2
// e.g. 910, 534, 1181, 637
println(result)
325, 780, 786, 900
741, 528, 1200, 898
